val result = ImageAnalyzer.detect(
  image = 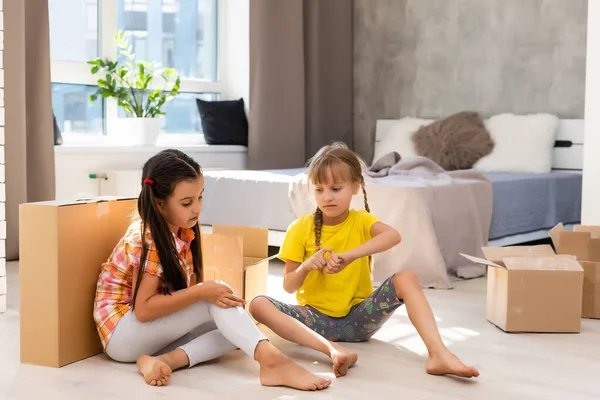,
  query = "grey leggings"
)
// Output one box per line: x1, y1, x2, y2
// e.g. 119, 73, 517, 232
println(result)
105, 301, 267, 367
256, 275, 403, 342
